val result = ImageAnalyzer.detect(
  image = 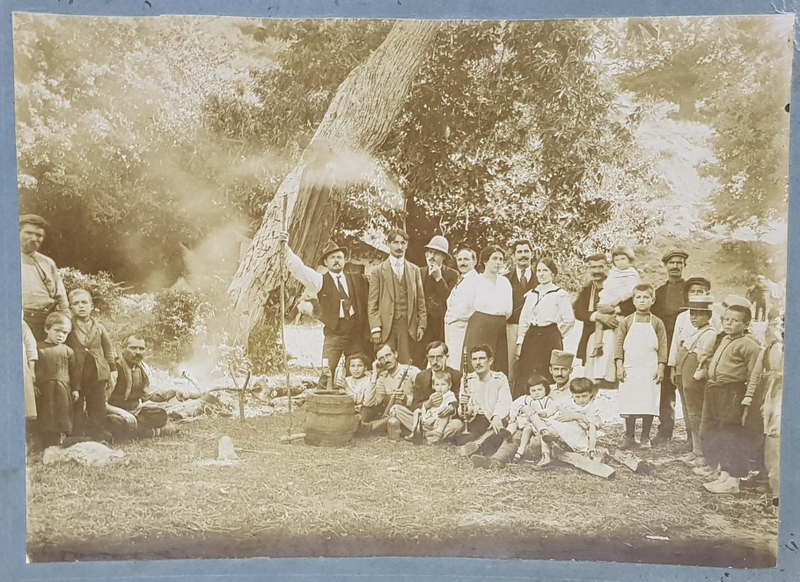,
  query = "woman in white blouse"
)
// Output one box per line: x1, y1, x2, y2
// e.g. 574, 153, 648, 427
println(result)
514, 258, 575, 398
460, 246, 514, 376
